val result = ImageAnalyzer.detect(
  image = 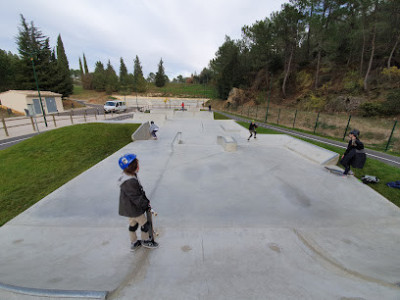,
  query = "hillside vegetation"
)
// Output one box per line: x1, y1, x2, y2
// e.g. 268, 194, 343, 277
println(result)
207, 0, 400, 118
